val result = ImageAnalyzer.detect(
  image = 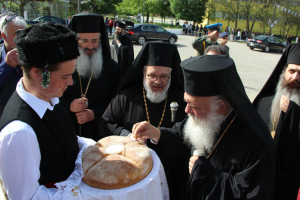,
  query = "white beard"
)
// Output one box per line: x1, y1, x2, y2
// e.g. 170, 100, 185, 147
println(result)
143, 76, 171, 103
183, 111, 225, 156
270, 72, 300, 129
76, 46, 103, 79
